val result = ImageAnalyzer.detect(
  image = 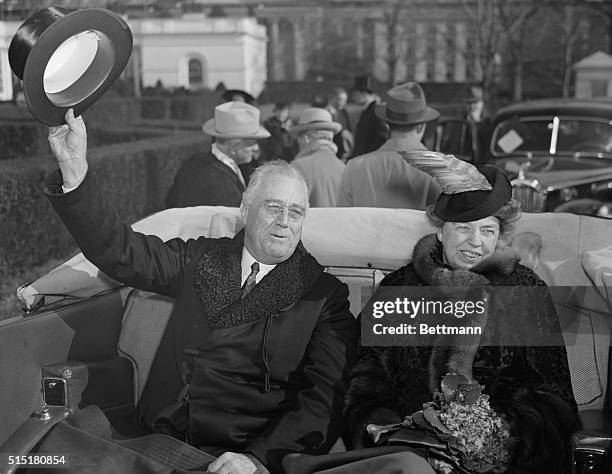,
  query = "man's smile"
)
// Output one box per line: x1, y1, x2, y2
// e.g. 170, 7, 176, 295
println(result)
270, 233, 289, 240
